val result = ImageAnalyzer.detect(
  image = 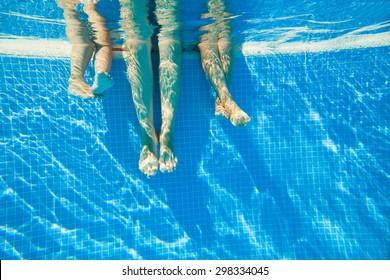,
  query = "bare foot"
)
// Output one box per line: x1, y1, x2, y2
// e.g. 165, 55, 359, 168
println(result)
68, 76, 95, 99
215, 97, 251, 127
159, 145, 178, 173
139, 145, 158, 178
91, 72, 114, 95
